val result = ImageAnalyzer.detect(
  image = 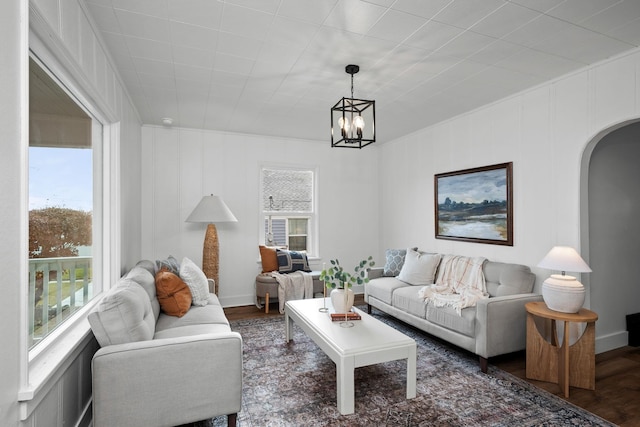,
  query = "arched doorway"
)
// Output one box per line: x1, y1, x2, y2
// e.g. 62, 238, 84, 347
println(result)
581, 118, 640, 351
